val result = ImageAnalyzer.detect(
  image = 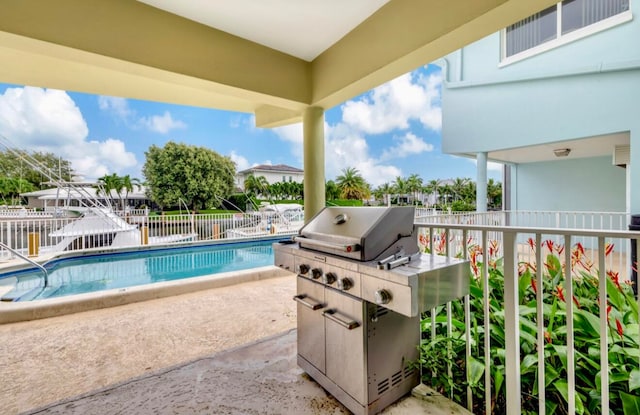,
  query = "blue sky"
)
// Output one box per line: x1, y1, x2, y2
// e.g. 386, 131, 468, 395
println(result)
0, 64, 501, 188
